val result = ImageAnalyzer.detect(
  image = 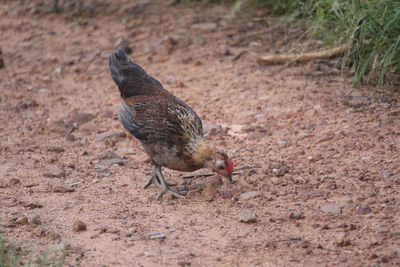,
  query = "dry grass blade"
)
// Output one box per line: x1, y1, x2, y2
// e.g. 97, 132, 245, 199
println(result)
257, 45, 348, 65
